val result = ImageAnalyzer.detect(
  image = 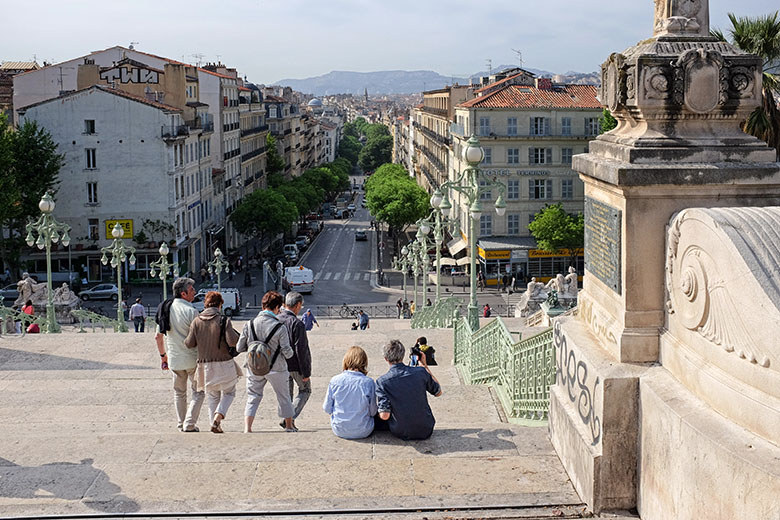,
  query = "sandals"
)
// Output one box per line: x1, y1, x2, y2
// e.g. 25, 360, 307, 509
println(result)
211, 414, 224, 434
